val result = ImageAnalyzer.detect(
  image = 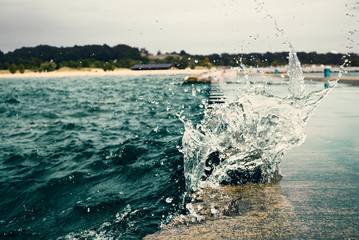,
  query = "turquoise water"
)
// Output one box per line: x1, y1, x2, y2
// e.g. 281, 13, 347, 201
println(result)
0, 75, 209, 239
1, 75, 358, 239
